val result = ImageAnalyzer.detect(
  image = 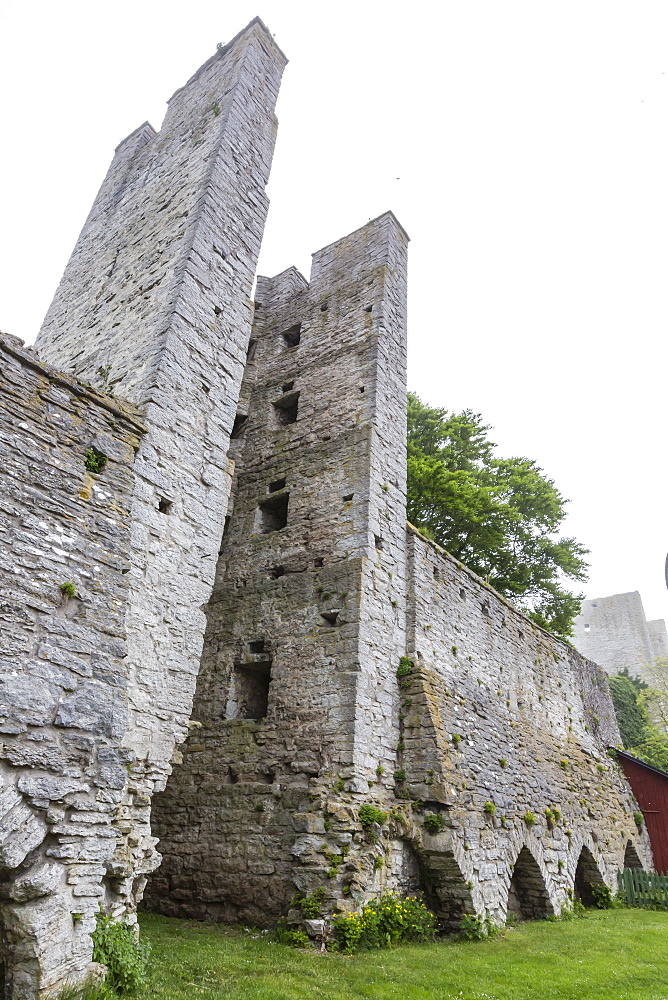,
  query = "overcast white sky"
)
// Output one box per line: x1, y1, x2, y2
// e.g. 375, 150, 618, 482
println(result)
1, 1, 667, 623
